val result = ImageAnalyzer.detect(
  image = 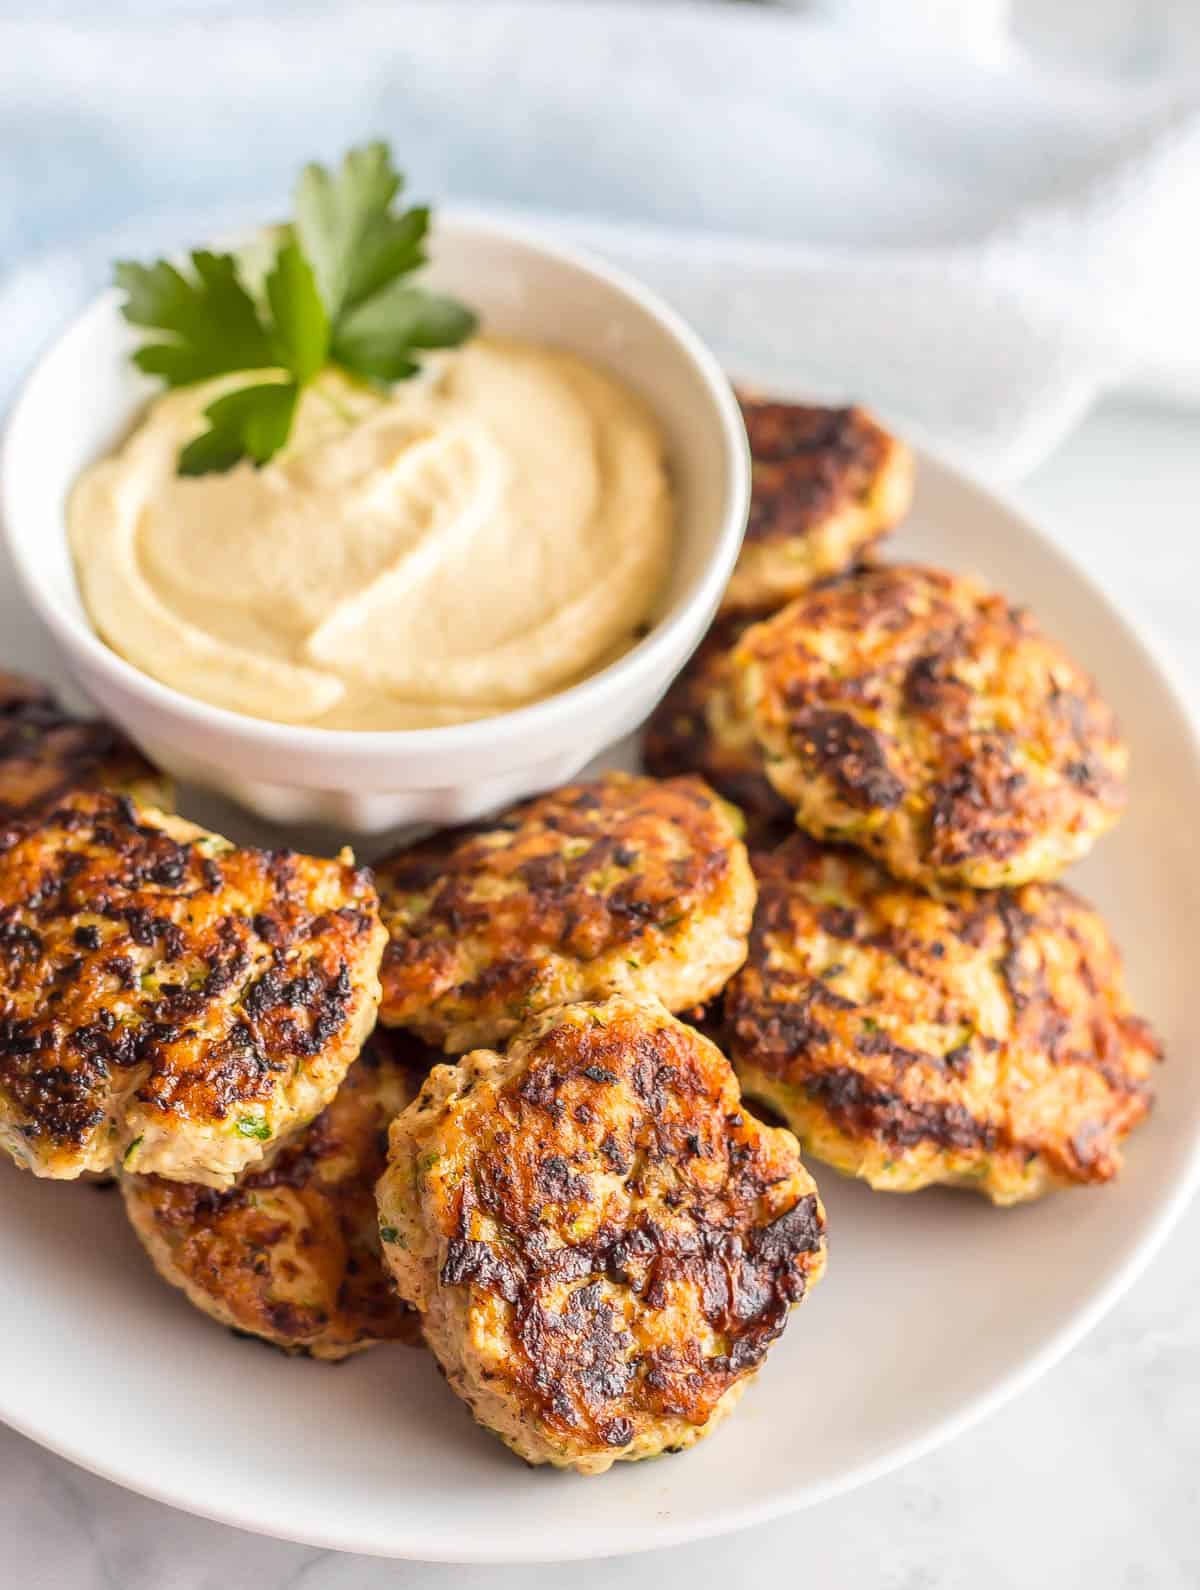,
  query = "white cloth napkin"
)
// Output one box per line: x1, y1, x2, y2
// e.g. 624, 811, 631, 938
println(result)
2, 0, 1199, 479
